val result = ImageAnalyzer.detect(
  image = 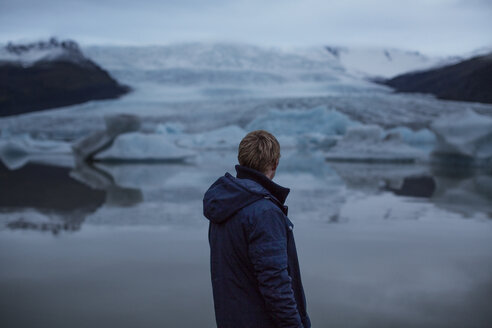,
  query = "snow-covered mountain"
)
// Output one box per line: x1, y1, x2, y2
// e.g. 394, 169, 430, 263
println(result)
0, 38, 129, 116
82, 42, 448, 85
0, 38, 87, 66
83, 42, 352, 88
84, 42, 343, 72
324, 45, 444, 78
385, 52, 492, 104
